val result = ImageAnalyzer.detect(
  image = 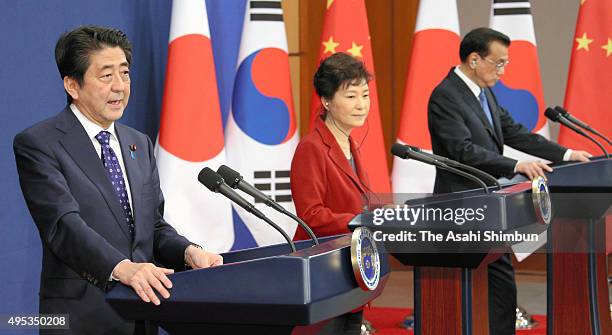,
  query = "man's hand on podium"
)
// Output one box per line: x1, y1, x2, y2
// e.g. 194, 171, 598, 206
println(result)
569, 149, 592, 162
184, 245, 223, 269
111, 247, 222, 305
112, 262, 174, 306
516, 160, 553, 180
